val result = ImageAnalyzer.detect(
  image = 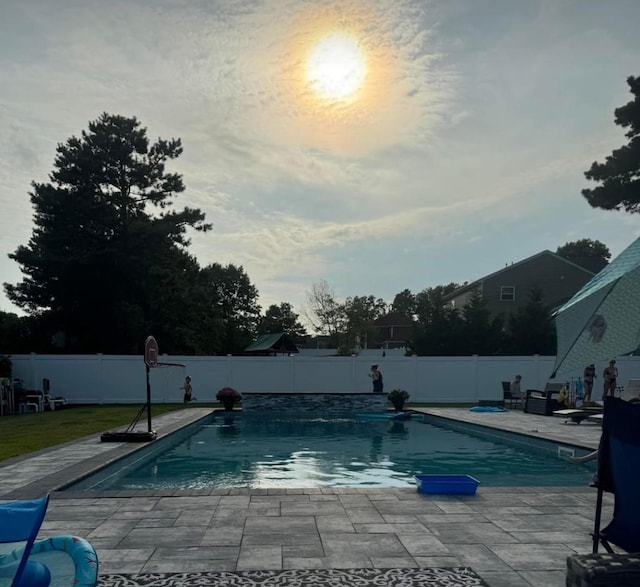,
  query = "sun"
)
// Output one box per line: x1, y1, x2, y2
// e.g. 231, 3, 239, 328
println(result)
306, 32, 366, 100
